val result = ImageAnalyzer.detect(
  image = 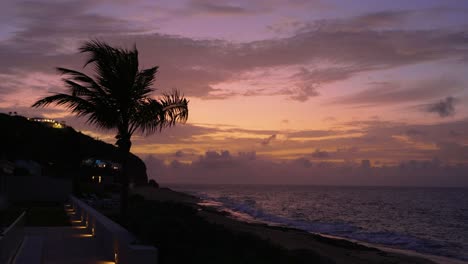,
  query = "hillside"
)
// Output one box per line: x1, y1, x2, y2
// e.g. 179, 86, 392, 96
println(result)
0, 113, 147, 185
